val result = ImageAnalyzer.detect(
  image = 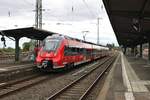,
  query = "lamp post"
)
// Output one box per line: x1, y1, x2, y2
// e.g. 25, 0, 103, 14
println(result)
97, 17, 103, 44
